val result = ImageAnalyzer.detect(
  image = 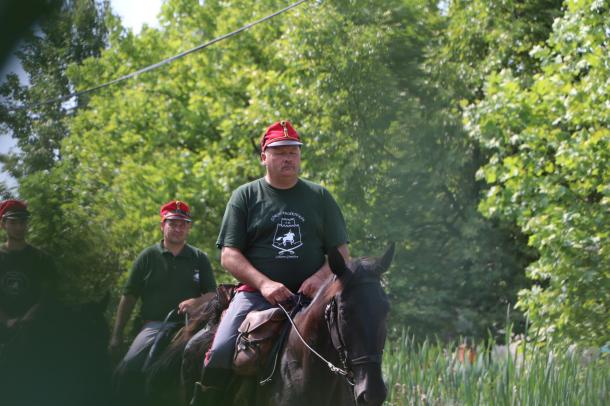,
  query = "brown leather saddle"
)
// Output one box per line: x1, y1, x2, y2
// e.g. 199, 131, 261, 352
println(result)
232, 293, 307, 380
233, 306, 288, 376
